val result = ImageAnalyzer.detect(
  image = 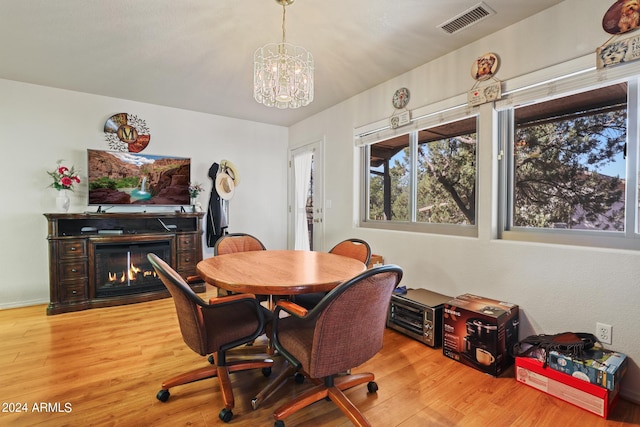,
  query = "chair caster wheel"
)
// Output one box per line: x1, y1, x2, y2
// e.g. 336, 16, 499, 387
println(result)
262, 367, 272, 377
367, 381, 378, 393
274, 421, 285, 427
208, 355, 215, 364
219, 408, 233, 423
156, 389, 170, 402
294, 372, 305, 384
